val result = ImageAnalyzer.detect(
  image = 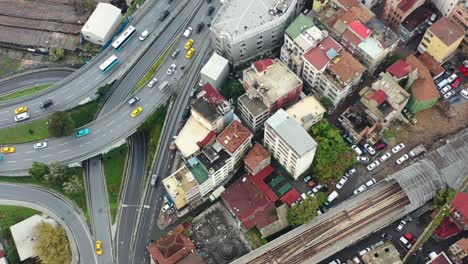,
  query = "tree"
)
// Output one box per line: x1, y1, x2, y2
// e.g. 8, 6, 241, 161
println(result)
46, 163, 68, 186
29, 162, 50, 182
63, 175, 84, 196
49, 47, 65, 62
315, 192, 328, 206
319, 96, 334, 111
287, 195, 321, 226
33, 221, 71, 264
95, 83, 113, 102
310, 120, 356, 184
434, 188, 456, 211
48, 111, 75, 137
